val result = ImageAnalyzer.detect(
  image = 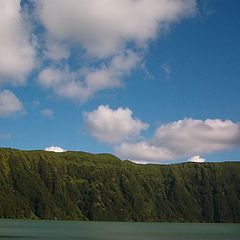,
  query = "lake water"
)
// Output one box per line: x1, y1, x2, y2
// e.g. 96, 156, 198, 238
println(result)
0, 220, 240, 240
